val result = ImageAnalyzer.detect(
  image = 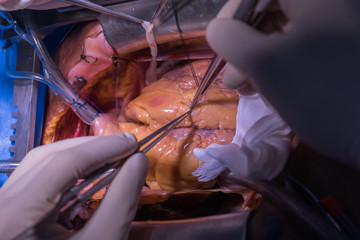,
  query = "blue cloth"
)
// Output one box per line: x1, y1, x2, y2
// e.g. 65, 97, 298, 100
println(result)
0, 27, 17, 186
0, 24, 71, 186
